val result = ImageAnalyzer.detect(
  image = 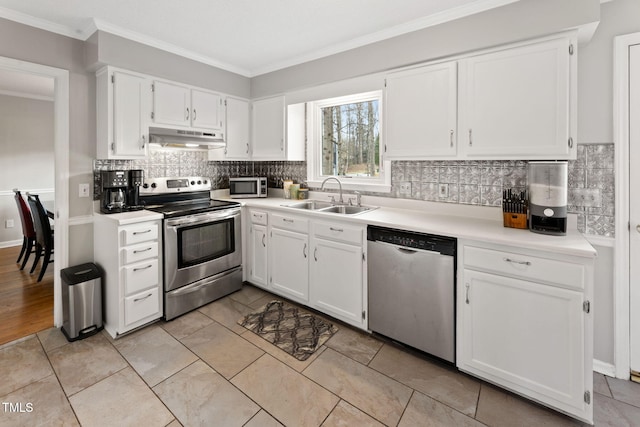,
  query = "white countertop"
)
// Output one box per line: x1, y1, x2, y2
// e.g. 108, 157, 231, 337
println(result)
93, 209, 163, 225
239, 195, 597, 259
